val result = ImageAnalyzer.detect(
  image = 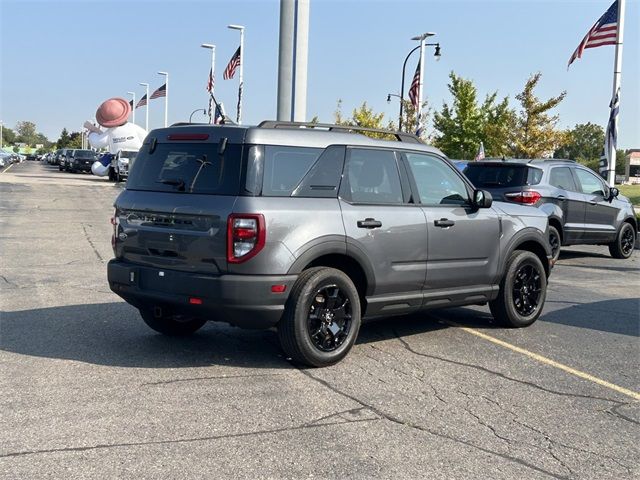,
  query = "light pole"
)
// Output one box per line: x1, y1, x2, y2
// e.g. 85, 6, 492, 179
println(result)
157, 71, 169, 127
139, 82, 149, 131
398, 42, 440, 130
410, 32, 435, 131
127, 91, 136, 125
227, 24, 245, 124
0, 121, 3, 149
201, 43, 216, 124
189, 109, 207, 122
